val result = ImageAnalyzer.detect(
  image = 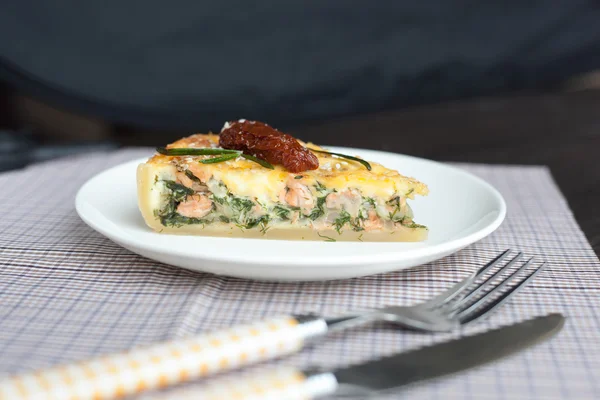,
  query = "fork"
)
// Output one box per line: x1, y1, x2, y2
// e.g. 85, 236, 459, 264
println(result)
324, 249, 547, 333
0, 249, 546, 400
